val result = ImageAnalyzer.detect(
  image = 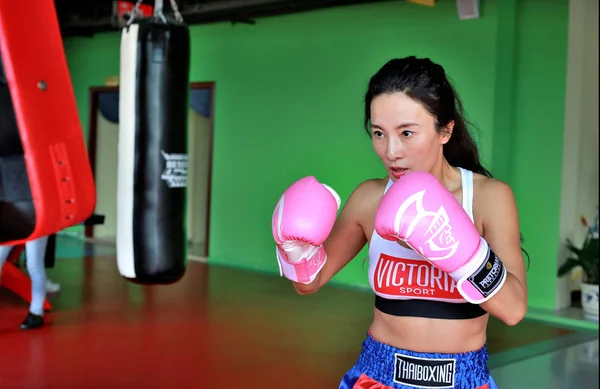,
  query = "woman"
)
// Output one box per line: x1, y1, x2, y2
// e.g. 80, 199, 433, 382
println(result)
0, 235, 49, 329
272, 56, 528, 388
